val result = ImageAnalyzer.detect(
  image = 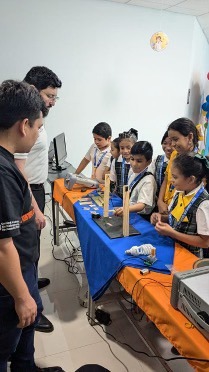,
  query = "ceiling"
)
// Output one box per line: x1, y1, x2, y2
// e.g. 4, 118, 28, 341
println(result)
98, 0, 209, 42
